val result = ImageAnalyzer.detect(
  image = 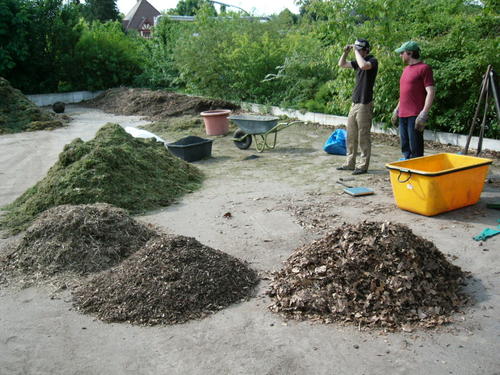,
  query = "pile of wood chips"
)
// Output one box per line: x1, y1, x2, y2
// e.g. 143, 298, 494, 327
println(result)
73, 235, 258, 325
267, 221, 468, 330
2, 204, 157, 279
